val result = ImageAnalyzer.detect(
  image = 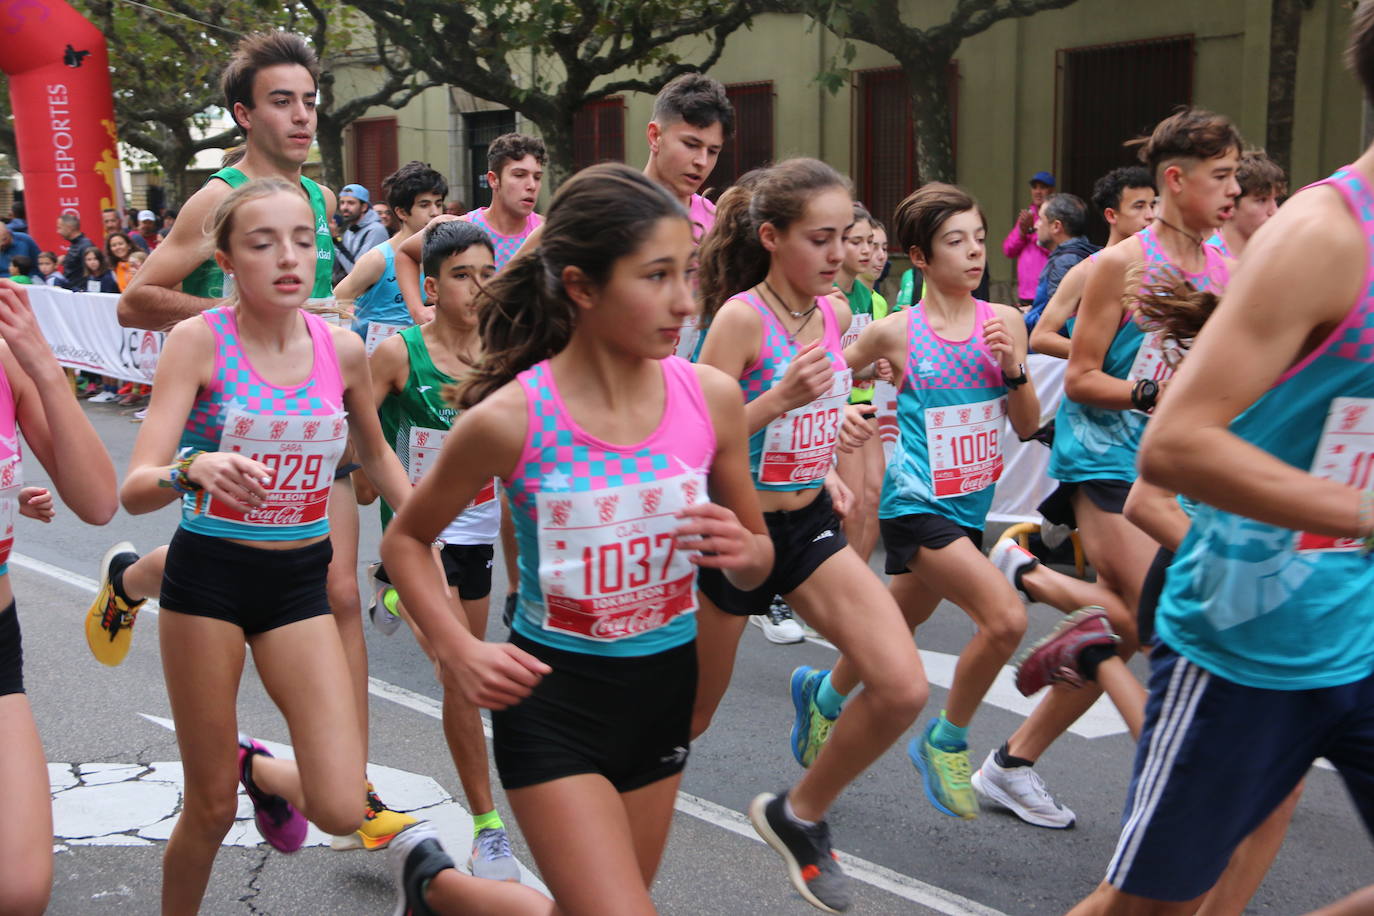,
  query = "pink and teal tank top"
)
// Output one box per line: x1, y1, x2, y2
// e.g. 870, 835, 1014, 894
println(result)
464, 208, 543, 272
1159, 166, 1374, 690
734, 291, 851, 491
879, 299, 1008, 529
504, 356, 715, 656
180, 307, 348, 541
0, 362, 21, 576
